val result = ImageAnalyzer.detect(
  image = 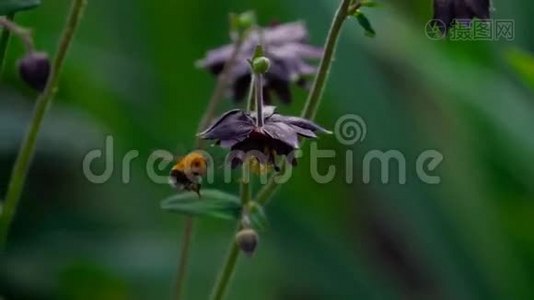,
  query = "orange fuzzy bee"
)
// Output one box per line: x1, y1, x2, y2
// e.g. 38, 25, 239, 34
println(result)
169, 151, 208, 196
